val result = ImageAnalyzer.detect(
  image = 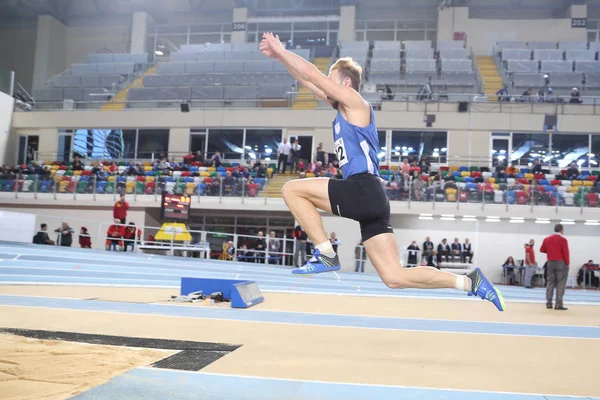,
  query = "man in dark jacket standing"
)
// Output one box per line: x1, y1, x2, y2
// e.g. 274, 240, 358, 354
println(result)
55, 222, 74, 247
293, 225, 307, 268
540, 224, 570, 310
